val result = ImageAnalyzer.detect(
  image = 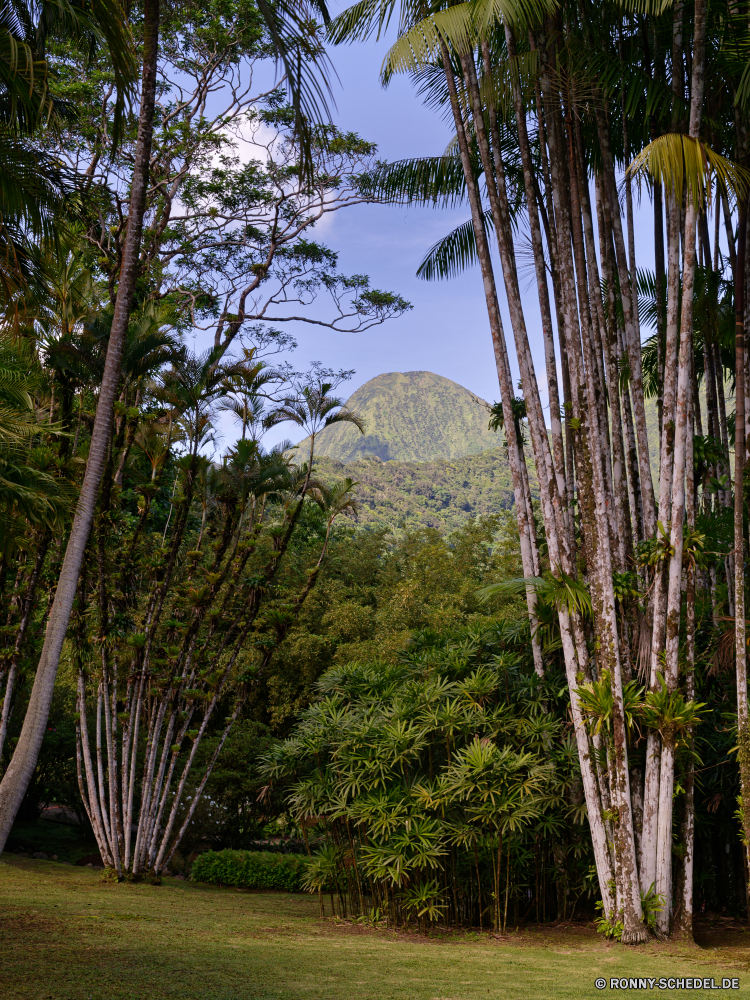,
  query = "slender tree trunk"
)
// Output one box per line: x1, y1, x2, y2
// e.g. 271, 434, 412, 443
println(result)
0, 0, 161, 852
502, 31, 566, 511
593, 101, 656, 538
587, 179, 635, 572
640, 183, 682, 895
675, 395, 696, 939
734, 194, 750, 918
722, 186, 738, 275
463, 46, 565, 559
536, 30, 622, 920
655, 180, 666, 437
654, 2, 706, 934
563, 86, 645, 943
438, 43, 542, 676
656, 192, 700, 933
